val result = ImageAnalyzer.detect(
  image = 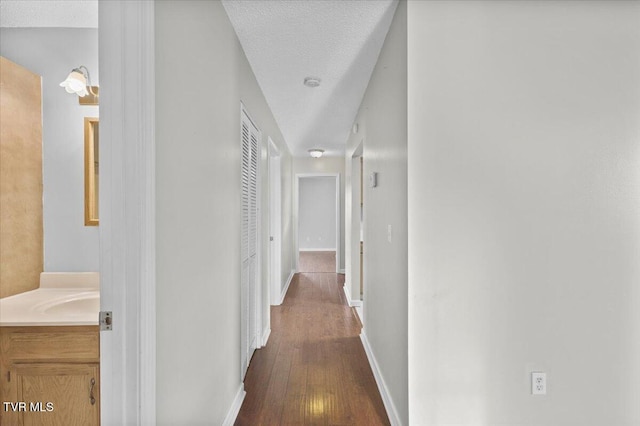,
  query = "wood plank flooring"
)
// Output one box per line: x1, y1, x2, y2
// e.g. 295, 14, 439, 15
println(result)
298, 251, 336, 273
235, 272, 389, 426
